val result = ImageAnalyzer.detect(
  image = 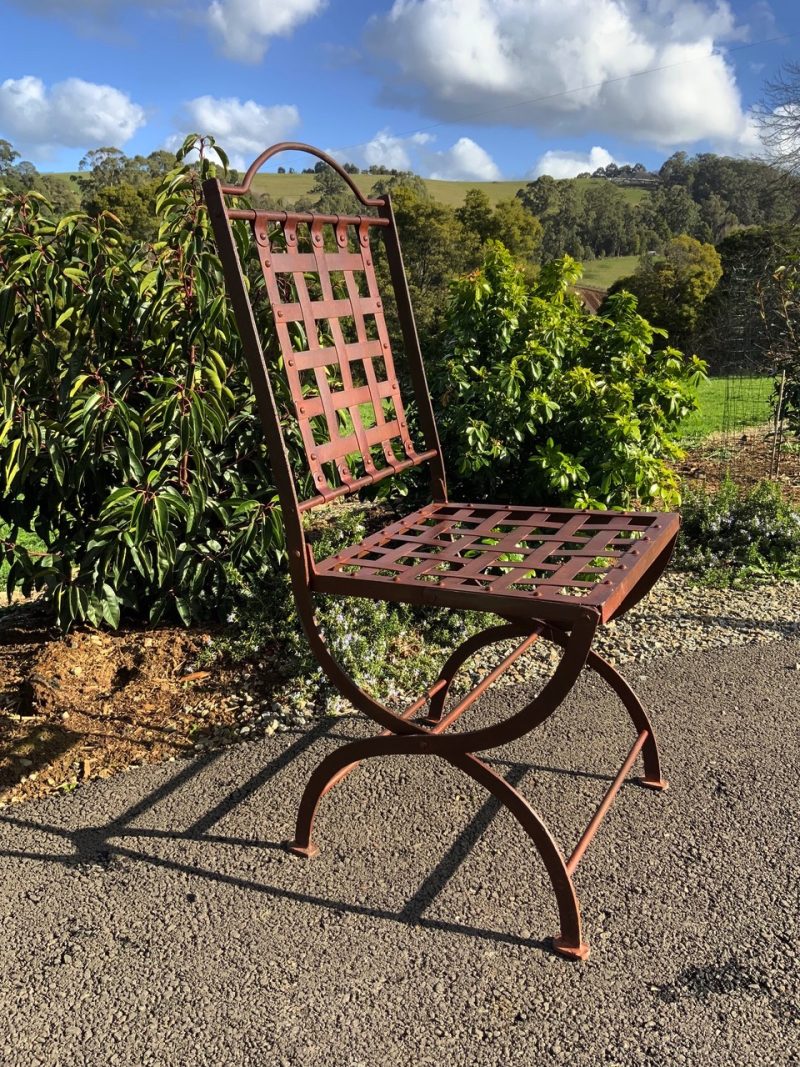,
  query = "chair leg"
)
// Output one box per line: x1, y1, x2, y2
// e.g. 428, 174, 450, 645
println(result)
448, 750, 588, 960
584, 650, 667, 790
287, 733, 588, 960
423, 623, 532, 724
542, 624, 668, 791
288, 733, 445, 859
286, 737, 377, 859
